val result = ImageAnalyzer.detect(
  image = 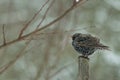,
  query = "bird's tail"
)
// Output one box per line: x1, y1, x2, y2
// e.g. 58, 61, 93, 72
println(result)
96, 44, 110, 50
